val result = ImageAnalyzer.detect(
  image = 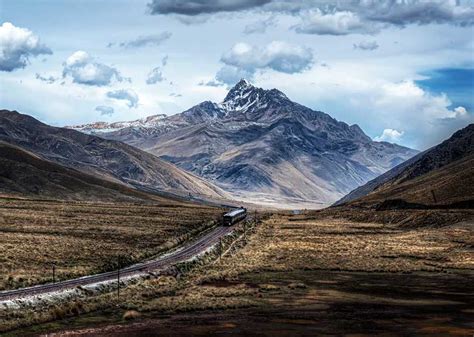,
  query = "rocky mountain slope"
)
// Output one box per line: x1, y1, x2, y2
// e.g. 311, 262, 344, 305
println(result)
70, 80, 418, 207
335, 124, 474, 208
0, 142, 162, 202
0, 110, 229, 200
